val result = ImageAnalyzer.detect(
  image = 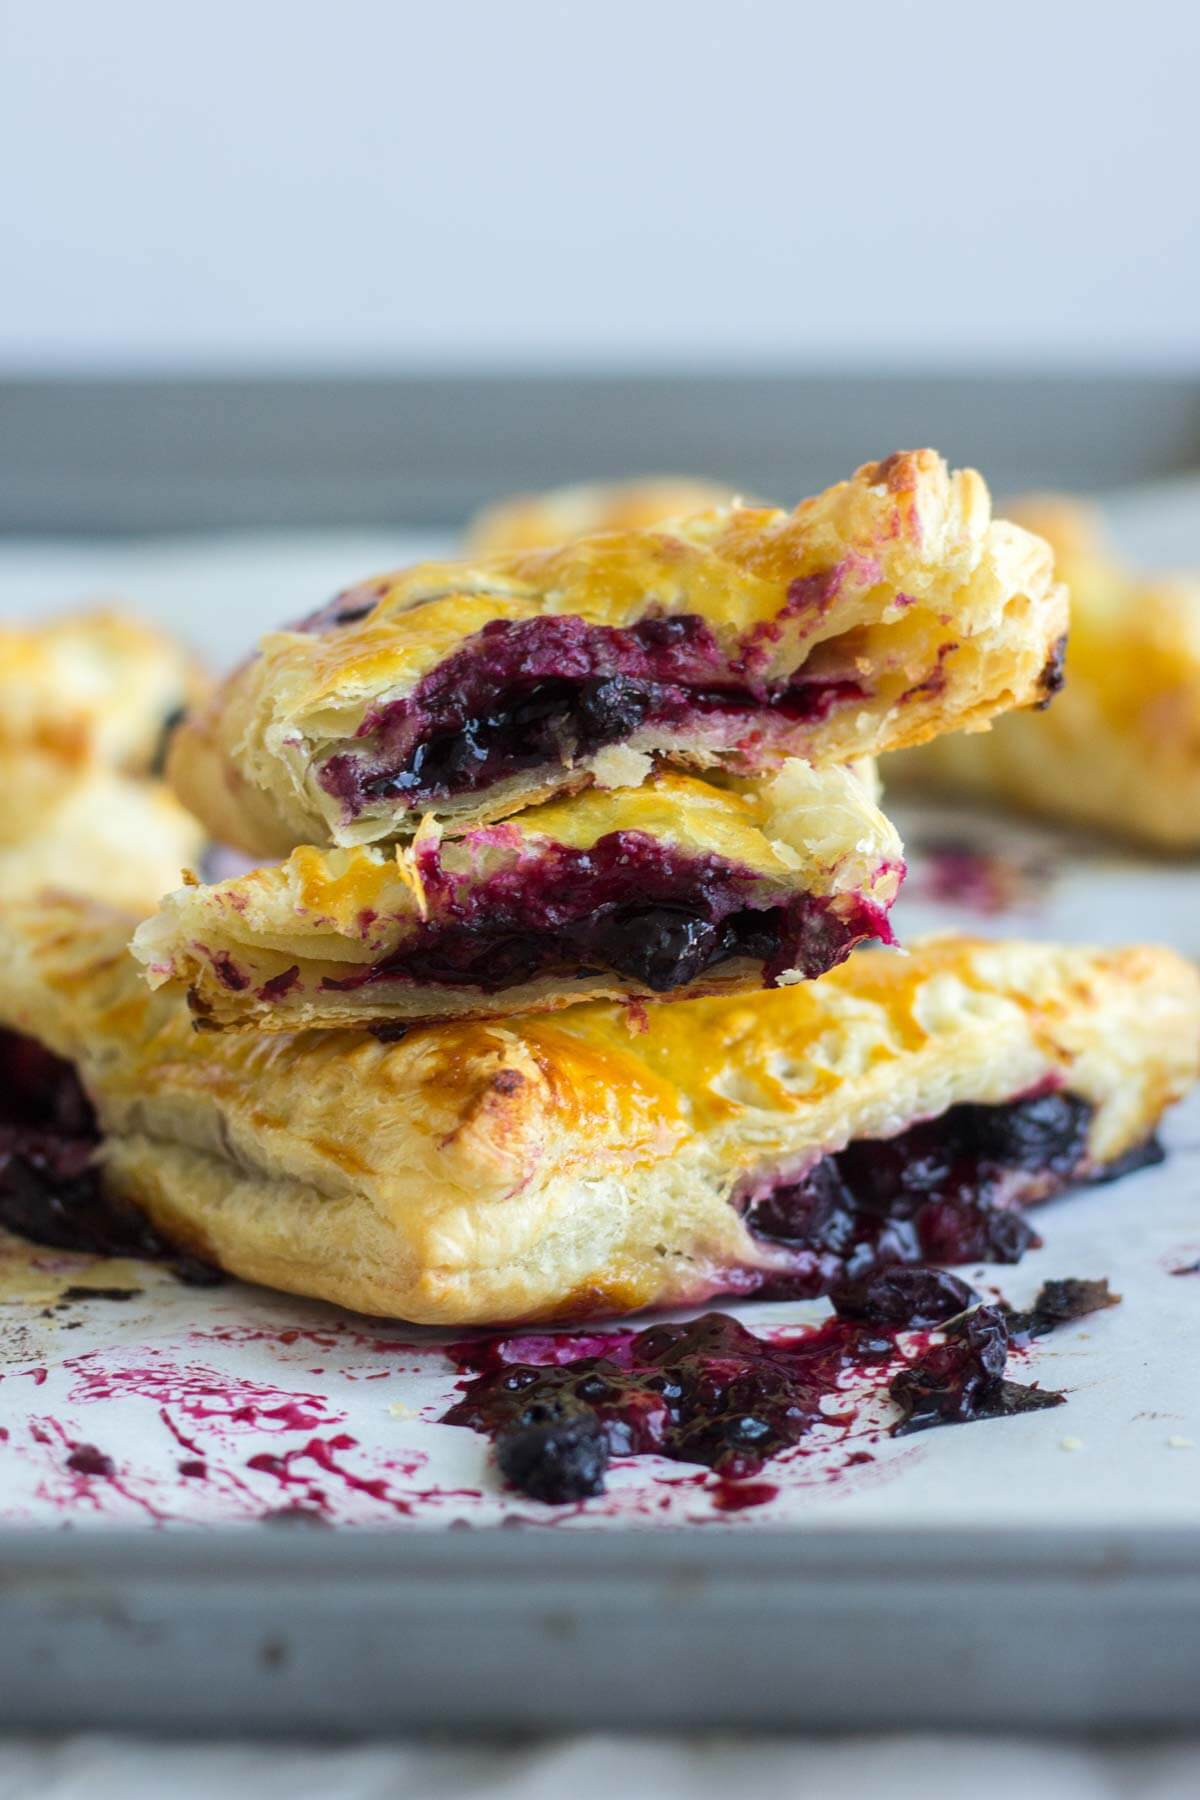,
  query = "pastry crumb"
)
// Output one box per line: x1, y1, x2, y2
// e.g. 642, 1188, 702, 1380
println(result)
388, 1402, 416, 1420
1059, 1436, 1085, 1452
1167, 1435, 1195, 1450
589, 745, 653, 789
